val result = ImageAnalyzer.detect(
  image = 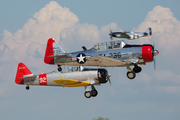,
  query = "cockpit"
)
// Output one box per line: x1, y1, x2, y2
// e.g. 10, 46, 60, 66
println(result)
124, 31, 133, 33
94, 40, 126, 51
